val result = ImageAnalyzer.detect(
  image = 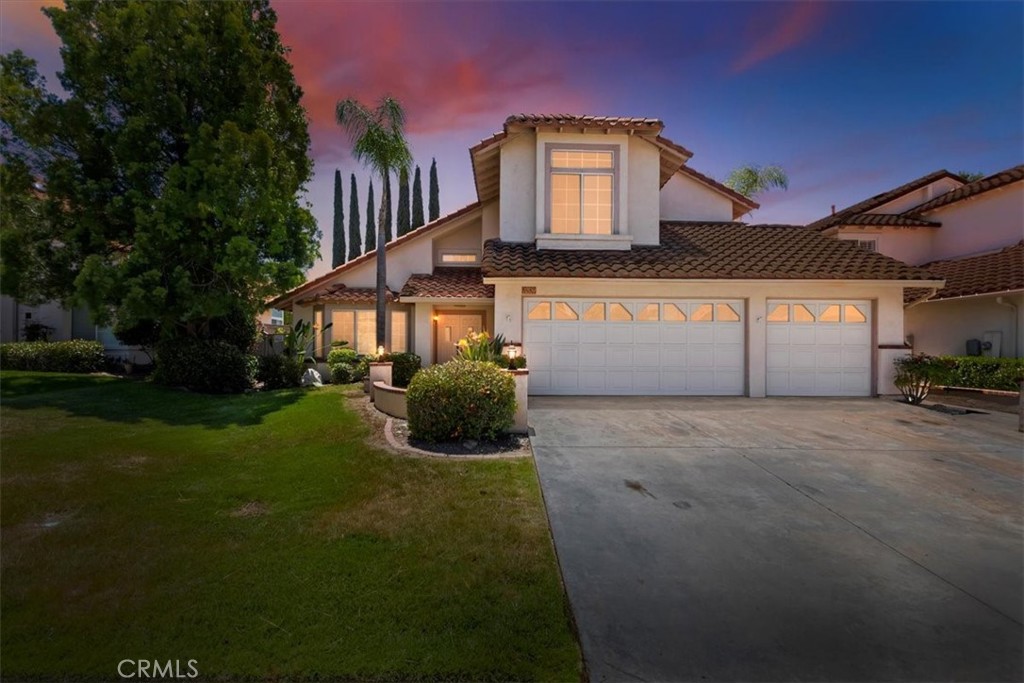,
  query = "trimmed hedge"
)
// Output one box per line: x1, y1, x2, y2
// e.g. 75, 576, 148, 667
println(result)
0, 340, 106, 373
378, 352, 422, 387
153, 339, 257, 394
256, 354, 304, 390
939, 356, 1024, 392
327, 348, 361, 383
406, 360, 516, 442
